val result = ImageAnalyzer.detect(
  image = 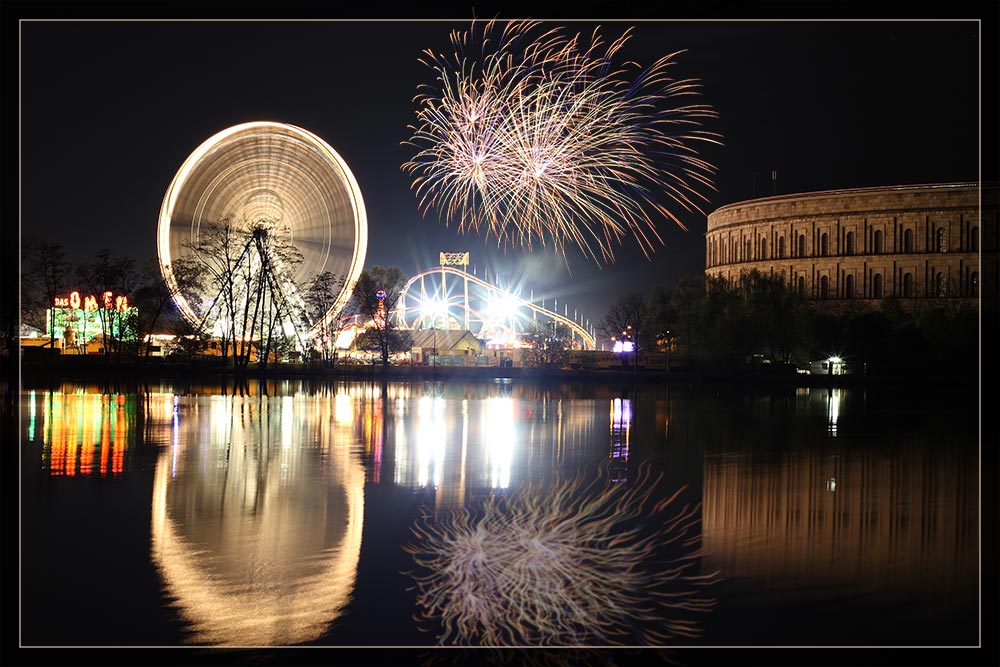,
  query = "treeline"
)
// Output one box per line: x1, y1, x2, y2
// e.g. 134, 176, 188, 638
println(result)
17, 231, 415, 371
606, 270, 980, 378
19, 238, 179, 363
